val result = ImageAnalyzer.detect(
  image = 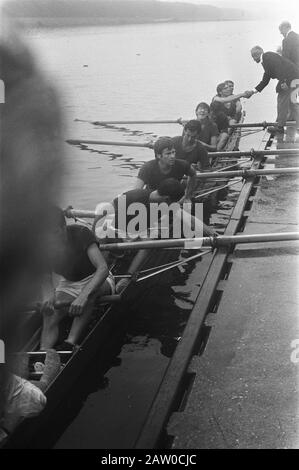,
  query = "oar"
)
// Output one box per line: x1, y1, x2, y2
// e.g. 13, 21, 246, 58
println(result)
74, 118, 184, 125
66, 138, 154, 148
230, 120, 295, 129
66, 138, 299, 157
74, 119, 296, 128
195, 167, 299, 179
209, 148, 299, 158
98, 232, 299, 251
64, 208, 97, 219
